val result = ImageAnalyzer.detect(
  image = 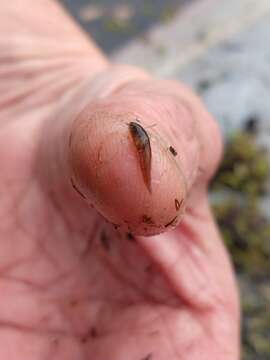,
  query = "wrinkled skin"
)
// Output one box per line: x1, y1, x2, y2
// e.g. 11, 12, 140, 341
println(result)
0, 1, 240, 359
